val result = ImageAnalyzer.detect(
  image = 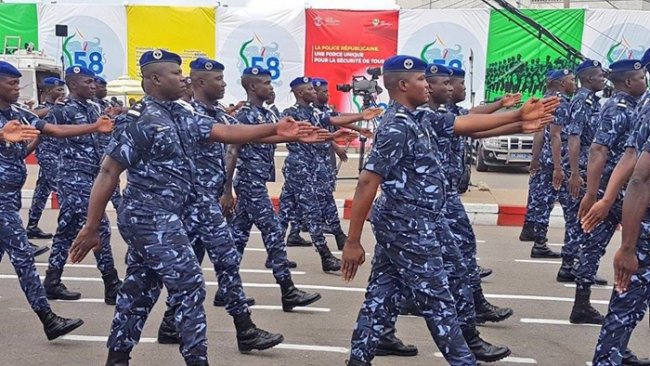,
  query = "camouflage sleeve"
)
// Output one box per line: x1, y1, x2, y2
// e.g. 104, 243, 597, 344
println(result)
567, 98, 586, 136
107, 118, 152, 168
431, 112, 456, 139
23, 110, 47, 131
593, 108, 623, 149
363, 119, 409, 179
235, 110, 253, 125
553, 100, 570, 126
195, 115, 215, 139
